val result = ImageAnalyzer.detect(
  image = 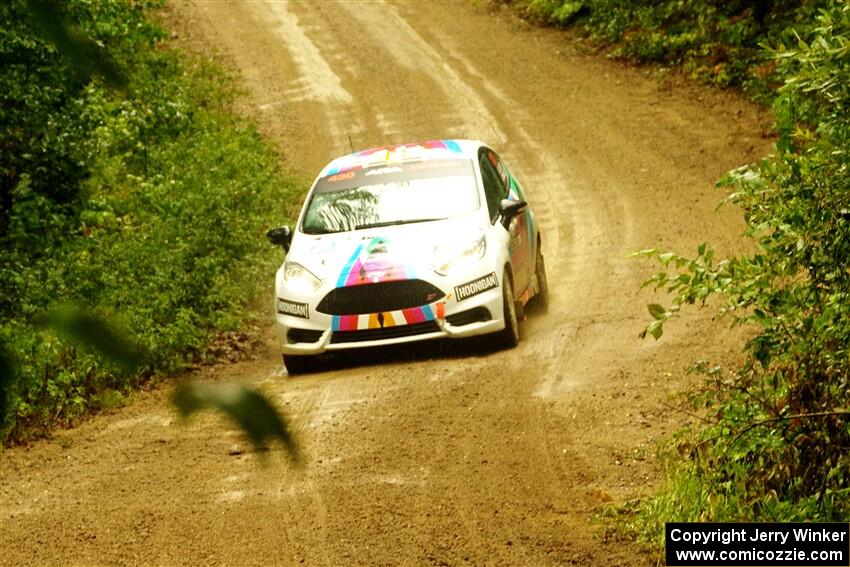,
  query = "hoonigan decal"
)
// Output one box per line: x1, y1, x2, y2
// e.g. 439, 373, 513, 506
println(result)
277, 299, 309, 319
332, 303, 446, 332
454, 273, 499, 301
